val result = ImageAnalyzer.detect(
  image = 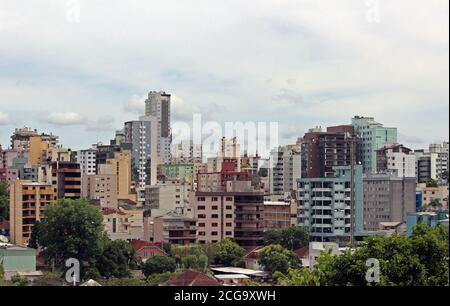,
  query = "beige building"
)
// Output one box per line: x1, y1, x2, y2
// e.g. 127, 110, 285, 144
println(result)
102, 207, 144, 241
145, 180, 193, 217
103, 150, 137, 203
82, 174, 118, 209
153, 213, 197, 245
417, 183, 449, 210
29, 135, 70, 166
10, 180, 57, 246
